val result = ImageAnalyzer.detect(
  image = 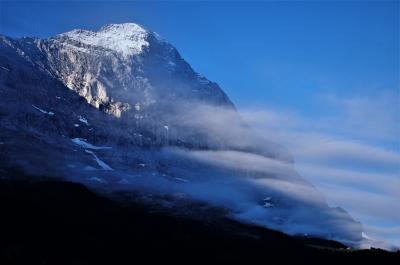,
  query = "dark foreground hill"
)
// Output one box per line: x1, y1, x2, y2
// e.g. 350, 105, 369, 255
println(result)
0, 174, 398, 264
